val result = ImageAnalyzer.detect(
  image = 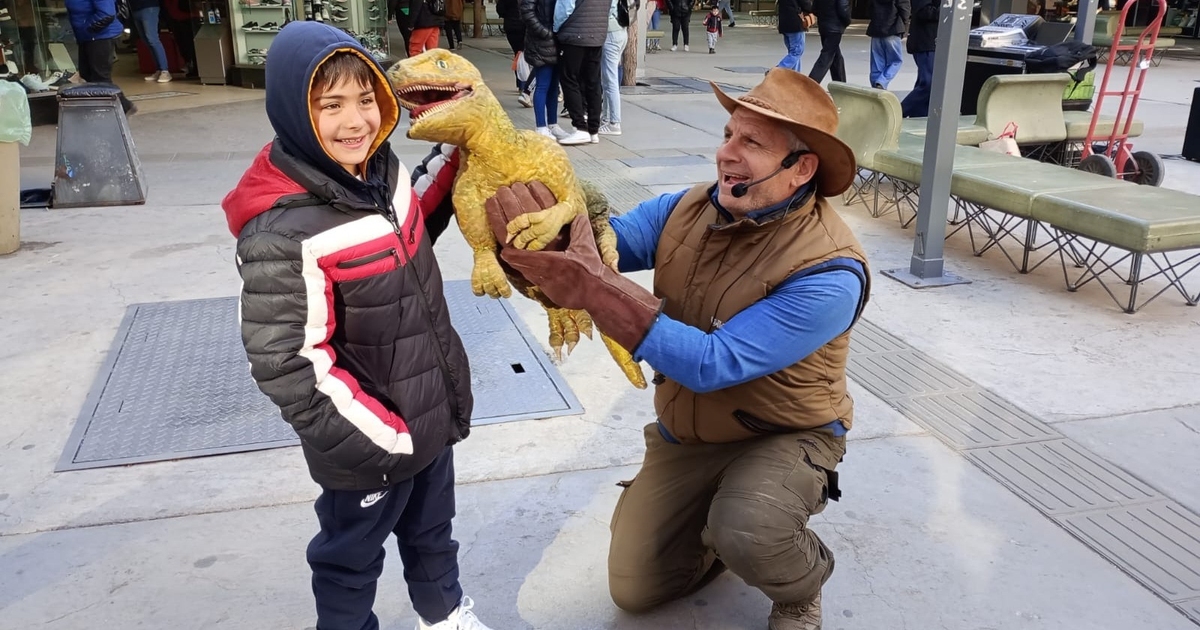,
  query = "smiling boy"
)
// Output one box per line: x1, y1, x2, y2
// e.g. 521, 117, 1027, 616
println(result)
221, 22, 492, 630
